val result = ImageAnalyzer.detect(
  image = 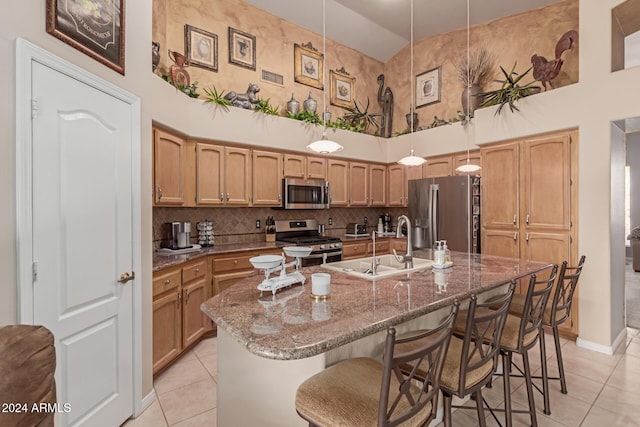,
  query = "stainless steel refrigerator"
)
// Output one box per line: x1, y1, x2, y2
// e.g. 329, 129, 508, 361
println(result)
408, 175, 480, 253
